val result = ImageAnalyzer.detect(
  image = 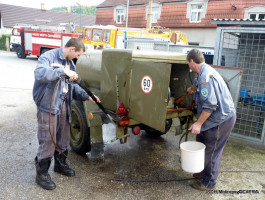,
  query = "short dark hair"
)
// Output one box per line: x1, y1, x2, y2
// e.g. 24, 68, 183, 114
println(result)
186, 49, 205, 64
65, 38, 85, 52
